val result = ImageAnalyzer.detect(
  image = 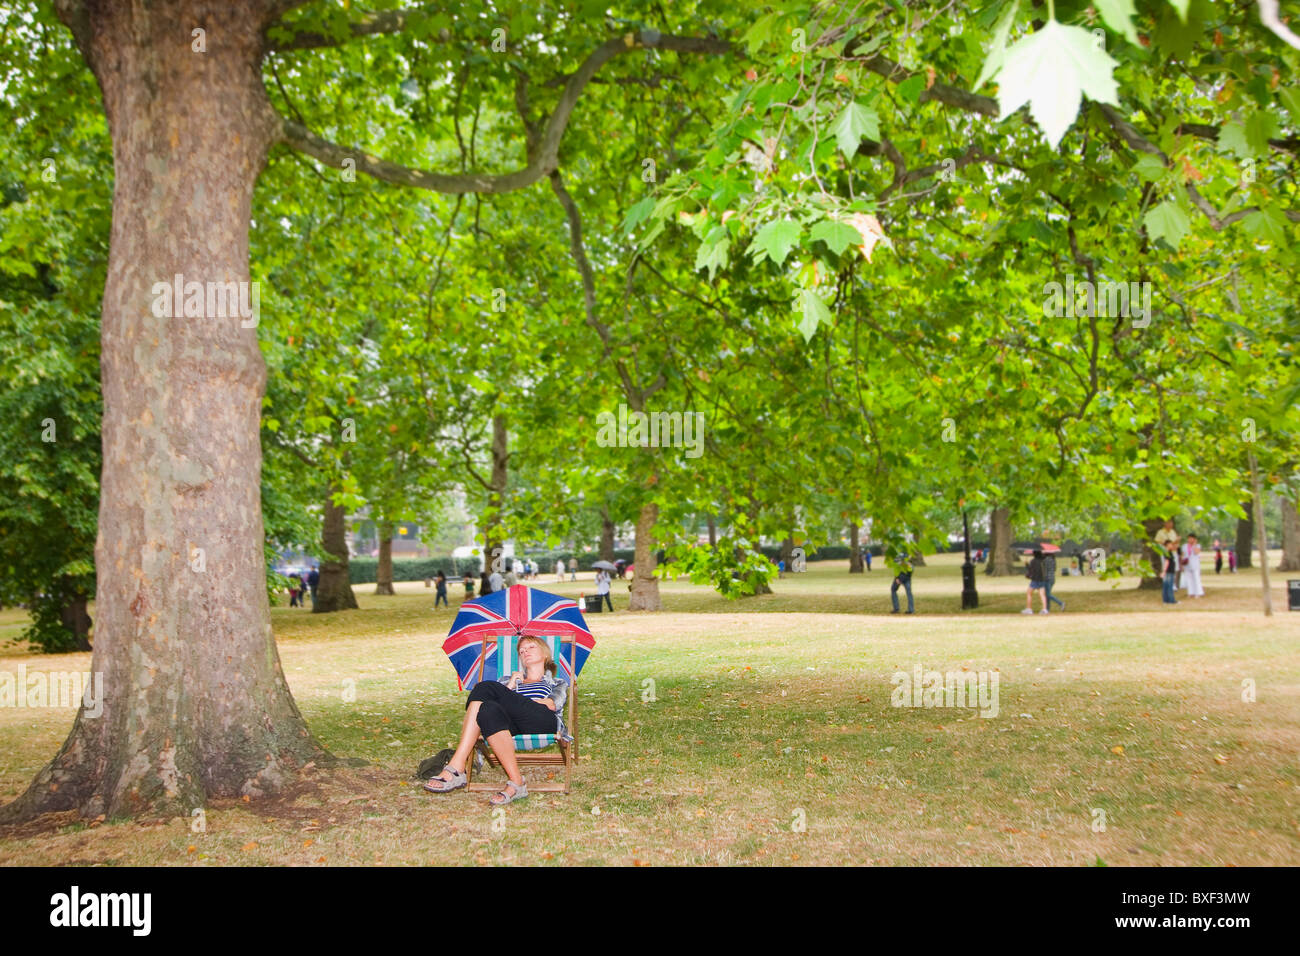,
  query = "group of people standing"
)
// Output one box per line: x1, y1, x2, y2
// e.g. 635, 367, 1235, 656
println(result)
287, 566, 320, 608
1153, 519, 1206, 604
